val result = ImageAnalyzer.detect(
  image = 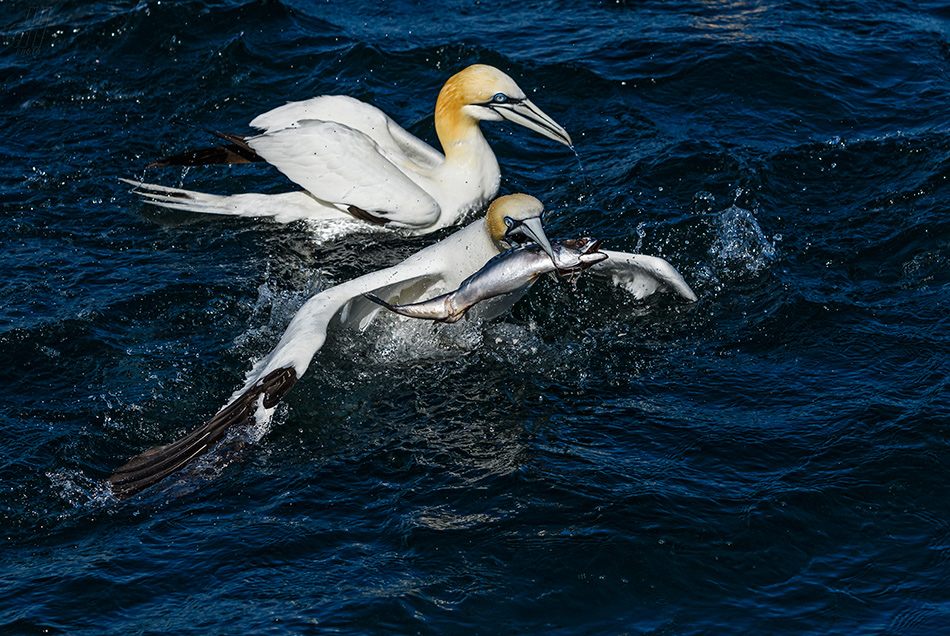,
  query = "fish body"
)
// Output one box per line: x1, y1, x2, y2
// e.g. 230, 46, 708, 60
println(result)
367, 238, 607, 323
